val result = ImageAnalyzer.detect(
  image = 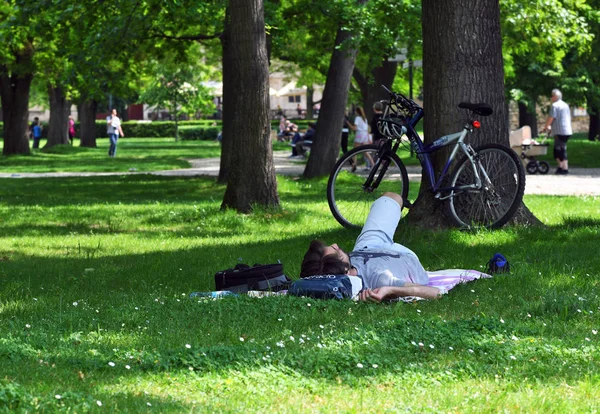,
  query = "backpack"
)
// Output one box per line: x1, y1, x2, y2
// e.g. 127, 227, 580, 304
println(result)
214, 263, 291, 293
287, 275, 353, 300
